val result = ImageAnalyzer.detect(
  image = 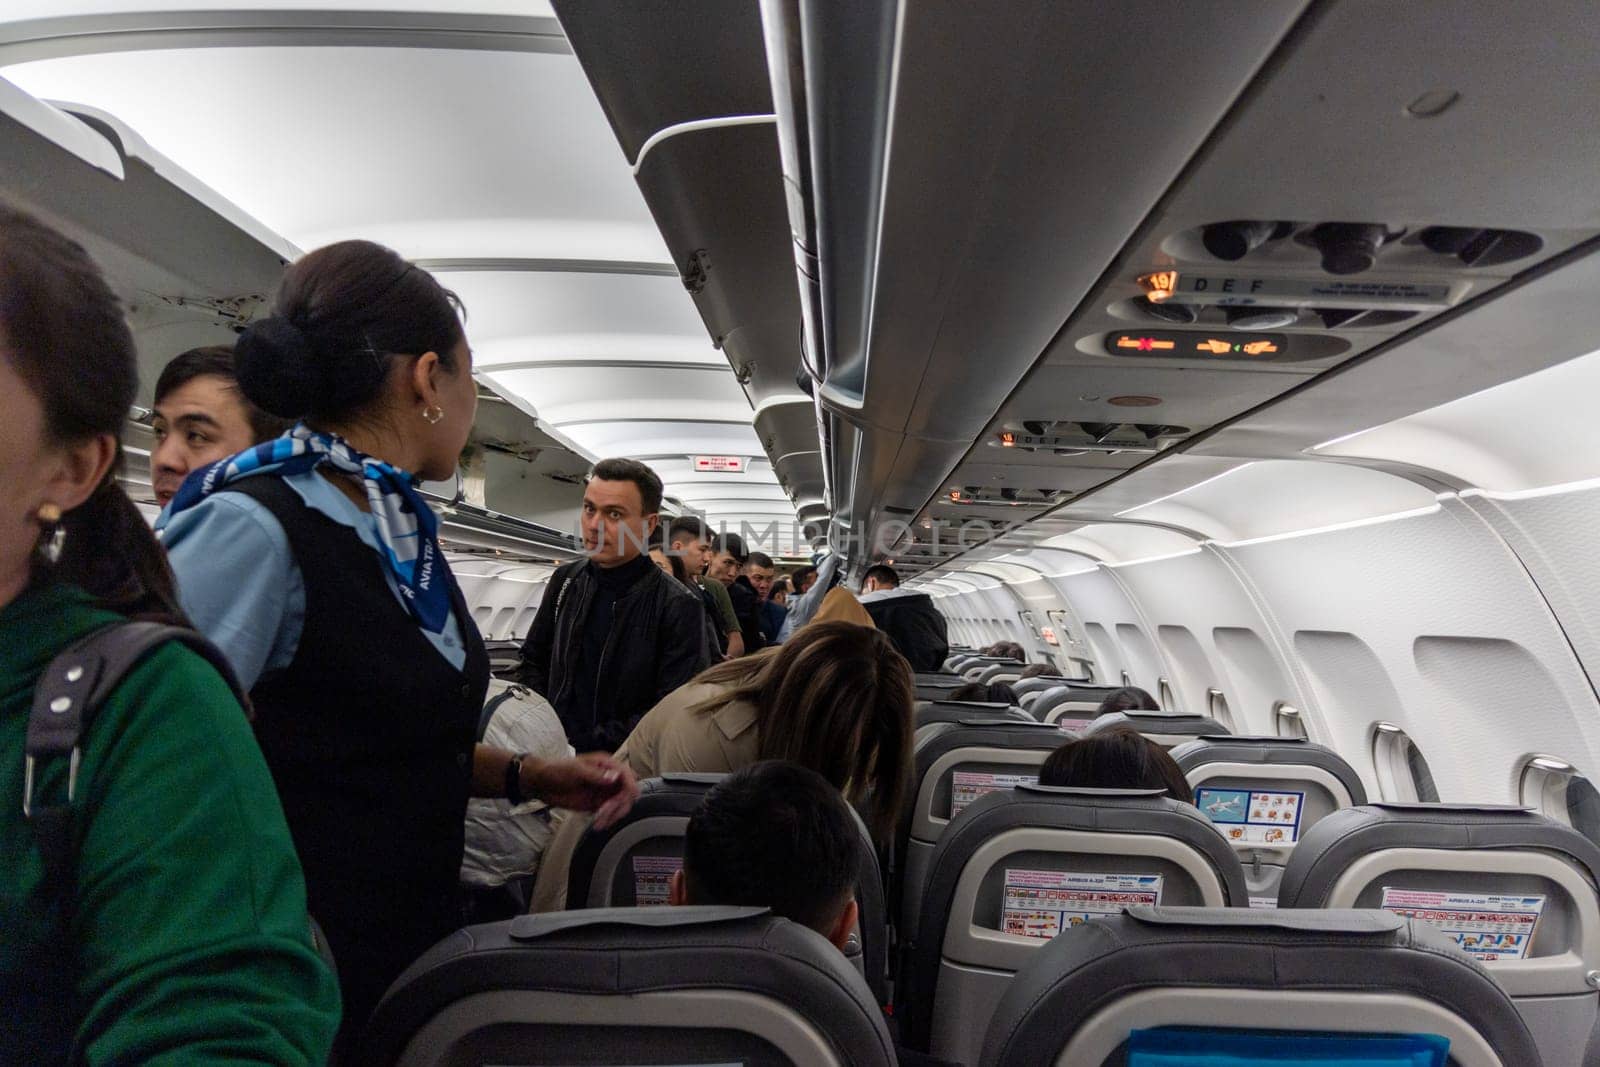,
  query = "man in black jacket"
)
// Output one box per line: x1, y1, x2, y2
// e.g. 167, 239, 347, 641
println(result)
859, 563, 950, 671
711, 532, 769, 655
518, 459, 710, 751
